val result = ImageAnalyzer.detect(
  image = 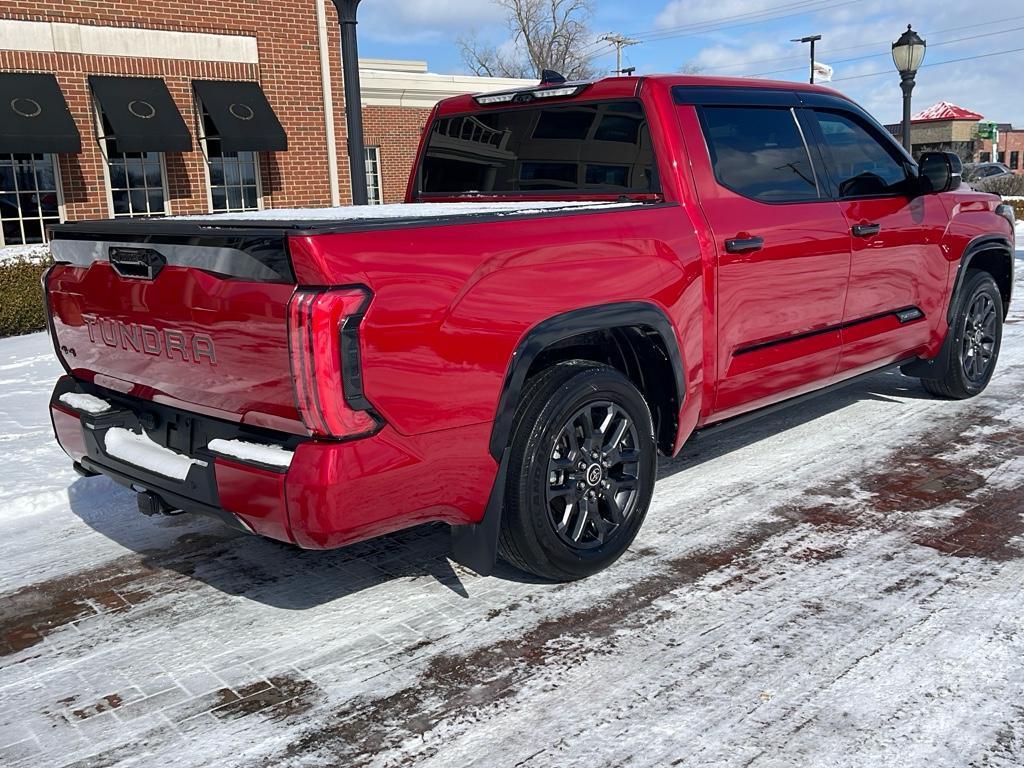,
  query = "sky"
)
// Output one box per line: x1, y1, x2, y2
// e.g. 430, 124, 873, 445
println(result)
356, 0, 1024, 127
